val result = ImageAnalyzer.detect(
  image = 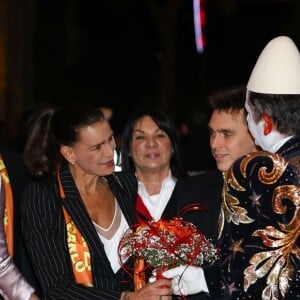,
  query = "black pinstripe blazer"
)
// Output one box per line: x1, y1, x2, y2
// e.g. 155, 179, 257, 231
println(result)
22, 164, 138, 300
